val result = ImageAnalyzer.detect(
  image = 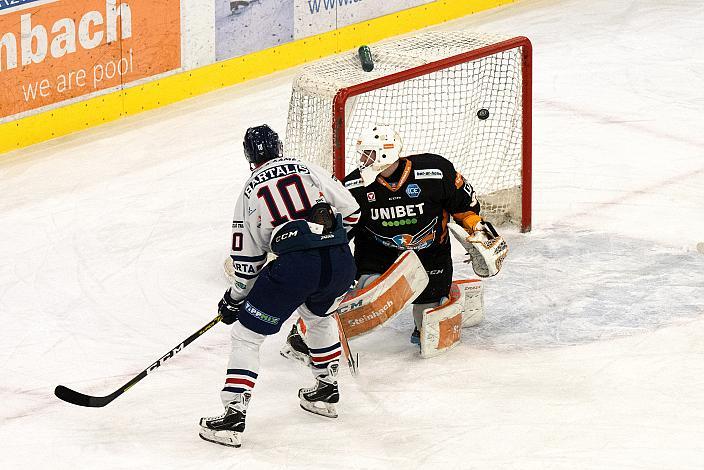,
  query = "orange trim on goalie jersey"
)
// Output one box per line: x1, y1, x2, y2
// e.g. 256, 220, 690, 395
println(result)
453, 211, 481, 231
376, 159, 412, 192
440, 210, 450, 243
